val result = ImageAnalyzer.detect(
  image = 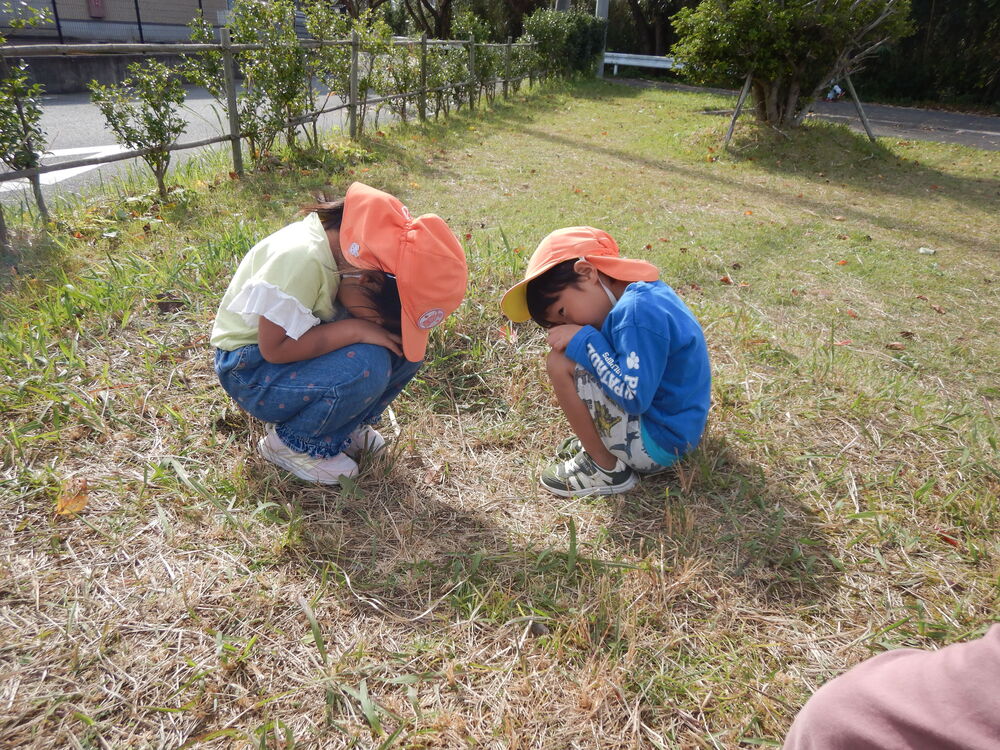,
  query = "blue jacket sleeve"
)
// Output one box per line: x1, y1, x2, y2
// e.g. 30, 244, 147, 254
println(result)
564, 319, 670, 415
